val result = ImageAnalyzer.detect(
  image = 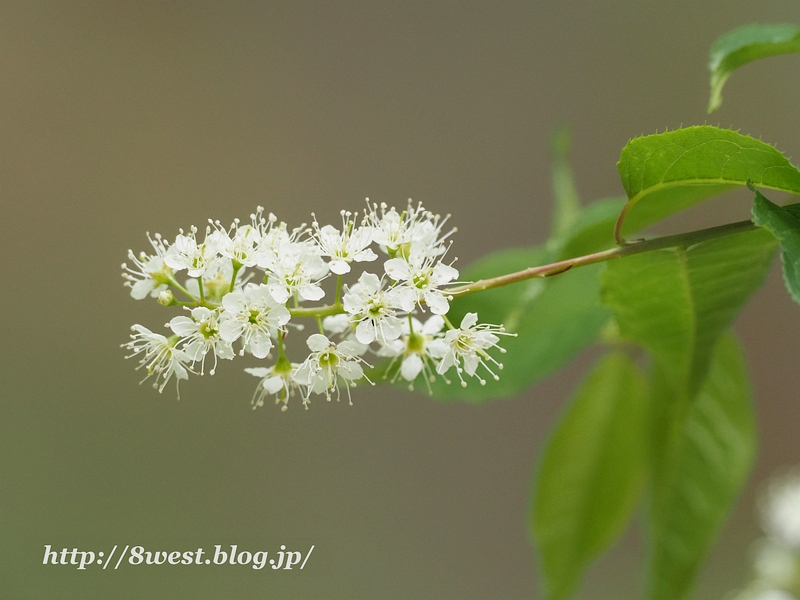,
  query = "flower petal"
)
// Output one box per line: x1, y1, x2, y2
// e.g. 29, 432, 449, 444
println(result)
384, 258, 410, 280
401, 354, 423, 381
329, 259, 351, 275
306, 333, 331, 352
339, 361, 364, 381
323, 314, 351, 334
355, 320, 376, 345
249, 333, 273, 359
424, 290, 449, 315
263, 375, 285, 393
170, 316, 197, 337
299, 283, 325, 301
460, 312, 479, 329
244, 367, 271, 378
268, 283, 290, 304
421, 315, 445, 335
131, 279, 155, 300
220, 319, 244, 343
